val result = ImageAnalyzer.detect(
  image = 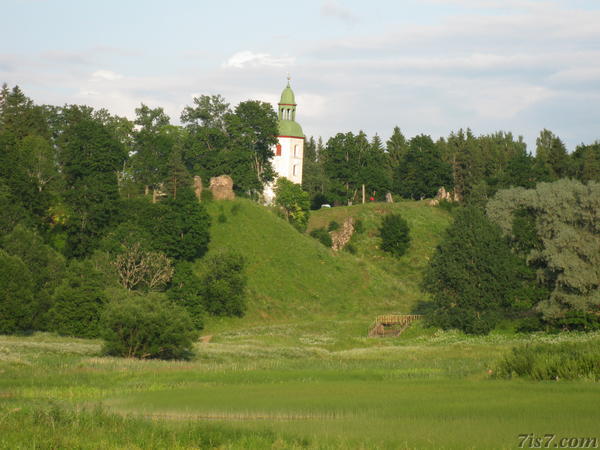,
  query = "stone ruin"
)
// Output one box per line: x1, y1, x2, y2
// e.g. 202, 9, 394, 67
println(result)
209, 175, 235, 200
427, 187, 460, 206
331, 216, 355, 251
